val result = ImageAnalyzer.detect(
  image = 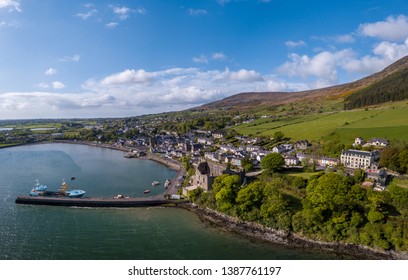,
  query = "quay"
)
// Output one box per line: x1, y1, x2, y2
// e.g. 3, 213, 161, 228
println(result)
15, 195, 189, 208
